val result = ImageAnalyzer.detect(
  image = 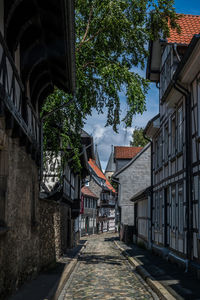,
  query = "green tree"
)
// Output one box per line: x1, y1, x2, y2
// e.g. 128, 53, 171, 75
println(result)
130, 127, 148, 147
42, 0, 179, 172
